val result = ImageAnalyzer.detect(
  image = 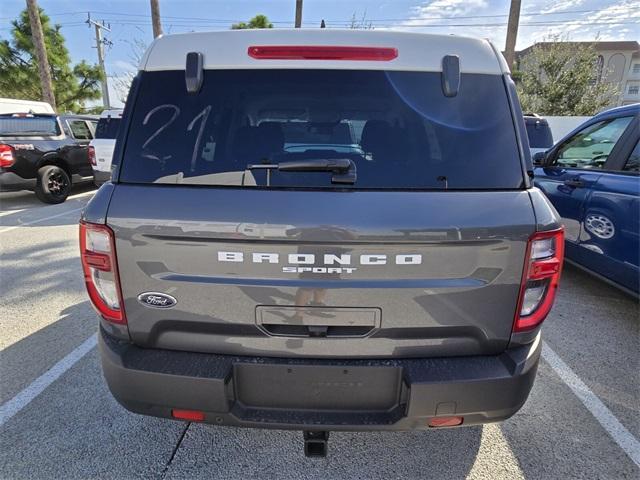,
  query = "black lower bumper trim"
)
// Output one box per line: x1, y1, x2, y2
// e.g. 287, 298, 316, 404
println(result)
0, 172, 36, 191
99, 327, 541, 431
